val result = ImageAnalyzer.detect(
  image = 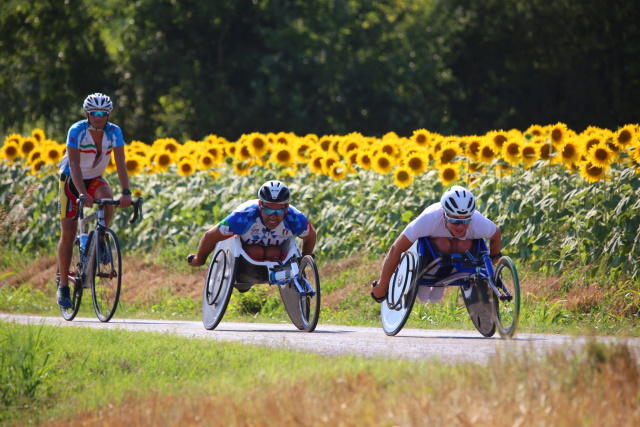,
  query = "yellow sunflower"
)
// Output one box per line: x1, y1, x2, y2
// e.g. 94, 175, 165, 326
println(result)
587, 143, 615, 168
559, 138, 583, 166
43, 142, 63, 164
403, 152, 428, 176
463, 136, 483, 161
206, 145, 225, 164
375, 140, 398, 157
245, 132, 270, 157
309, 152, 326, 175
438, 164, 461, 186
356, 151, 373, 170
322, 153, 340, 176
477, 141, 497, 164
1, 141, 20, 162
549, 122, 568, 147
270, 145, 296, 167
198, 153, 215, 170
318, 135, 334, 152
28, 148, 42, 164
233, 160, 253, 176
411, 129, 431, 148
19, 137, 36, 159
152, 150, 174, 172
371, 152, 395, 175
236, 142, 253, 162
159, 138, 180, 153
434, 142, 462, 166
525, 124, 546, 138
177, 158, 196, 177
28, 158, 47, 176
501, 139, 522, 166
579, 161, 606, 183
520, 143, 539, 167
3, 133, 22, 146
328, 162, 348, 181
393, 166, 413, 188
615, 124, 637, 150
125, 155, 144, 176
486, 130, 508, 152
338, 136, 362, 157
31, 128, 46, 142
